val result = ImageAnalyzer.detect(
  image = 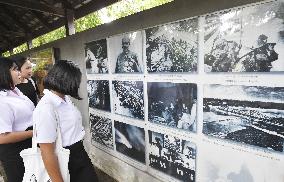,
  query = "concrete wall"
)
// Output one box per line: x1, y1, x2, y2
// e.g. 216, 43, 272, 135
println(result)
16, 0, 264, 181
